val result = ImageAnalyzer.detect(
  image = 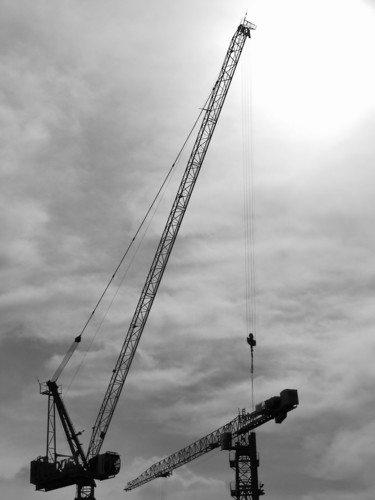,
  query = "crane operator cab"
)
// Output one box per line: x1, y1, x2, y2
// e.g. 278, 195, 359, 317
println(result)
30, 451, 121, 492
